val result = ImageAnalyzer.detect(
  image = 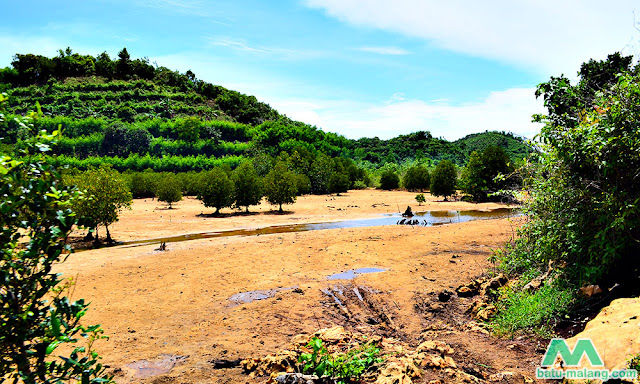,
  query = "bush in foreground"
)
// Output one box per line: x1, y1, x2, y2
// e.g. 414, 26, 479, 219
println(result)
0, 107, 112, 383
